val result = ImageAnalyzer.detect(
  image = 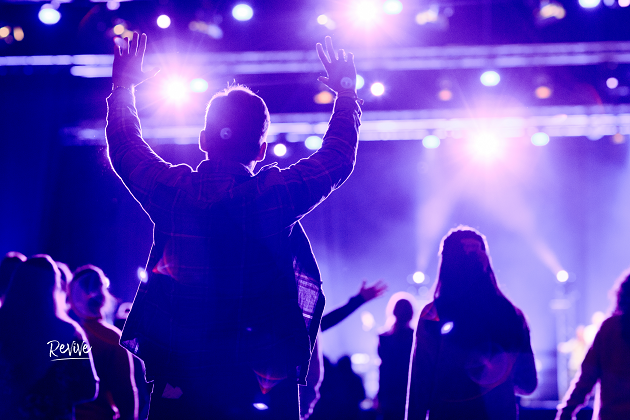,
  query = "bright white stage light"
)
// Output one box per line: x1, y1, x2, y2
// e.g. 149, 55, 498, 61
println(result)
273, 144, 287, 157
317, 14, 329, 25
412, 271, 426, 284
350, 1, 381, 26
383, 0, 403, 14
163, 77, 189, 103
531, 132, 550, 146
305, 136, 323, 150
157, 15, 171, 29
578, 0, 601, 8
232, 4, 254, 21
468, 132, 505, 162
480, 71, 500, 87
606, 77, 619, 89
422, 135, 440, 149
190, 78, 209, 93
137, 267, 148, 283
39, 5, 61, 25
556, 270, 569, 283
371, 82, 385, 96
253, 403, 268, 411
441, 321, 454, 334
